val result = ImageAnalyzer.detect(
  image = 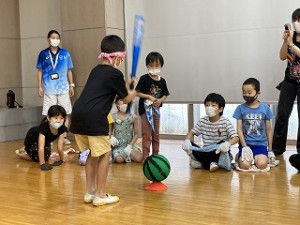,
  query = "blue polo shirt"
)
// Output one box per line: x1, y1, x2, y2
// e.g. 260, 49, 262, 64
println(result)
37, 47, 74, 94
